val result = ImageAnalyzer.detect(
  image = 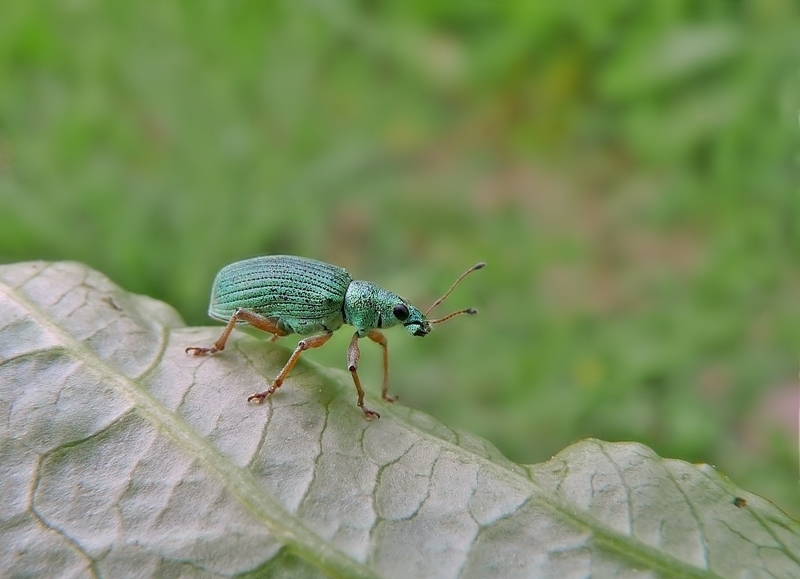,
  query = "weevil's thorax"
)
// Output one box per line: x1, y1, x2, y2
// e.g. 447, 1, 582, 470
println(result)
343, 280, 431, 337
